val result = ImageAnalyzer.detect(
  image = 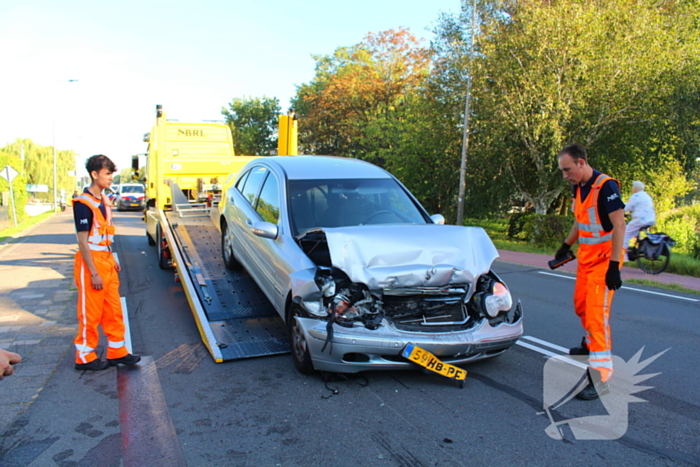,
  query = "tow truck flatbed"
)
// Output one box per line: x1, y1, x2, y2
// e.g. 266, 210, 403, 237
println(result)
140, 105, 298, 363
161, 207, 290, 362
